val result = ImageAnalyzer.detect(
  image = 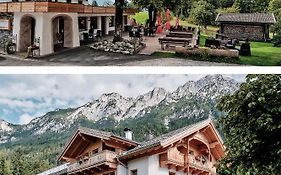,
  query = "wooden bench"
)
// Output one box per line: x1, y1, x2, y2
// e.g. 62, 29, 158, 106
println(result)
158, 37, 191, 50
166, 32, 193, 39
